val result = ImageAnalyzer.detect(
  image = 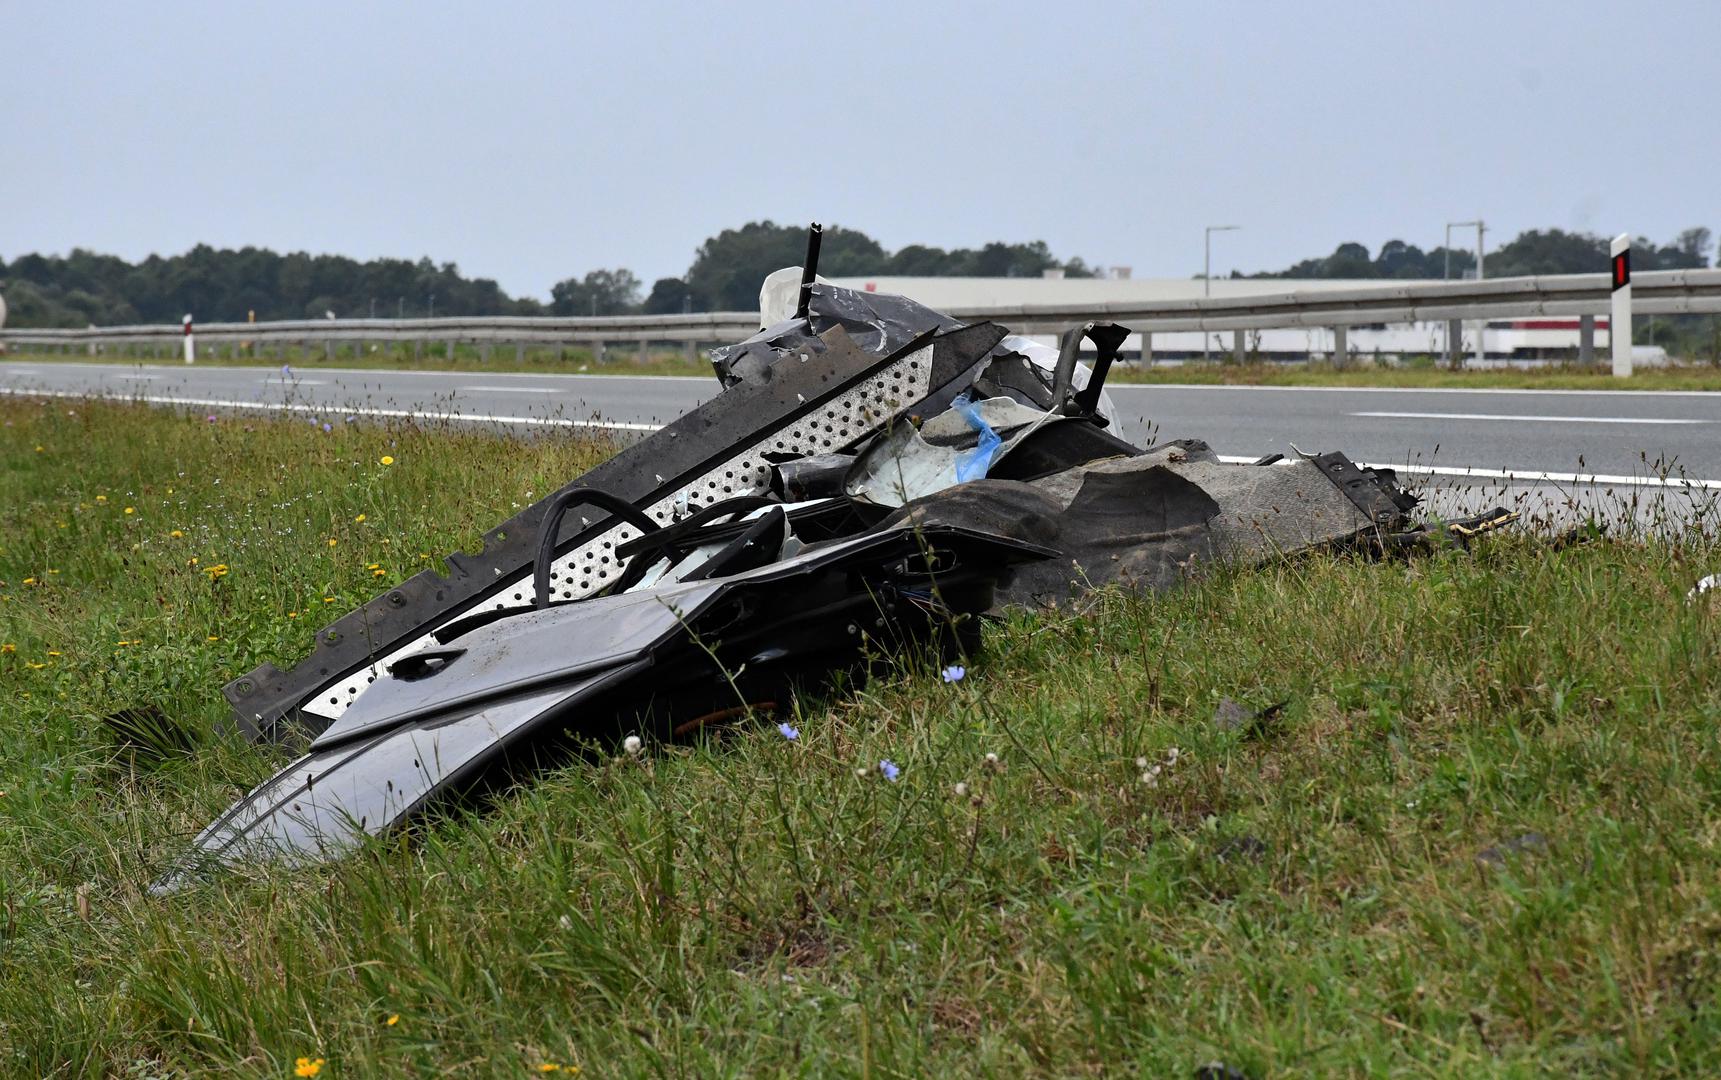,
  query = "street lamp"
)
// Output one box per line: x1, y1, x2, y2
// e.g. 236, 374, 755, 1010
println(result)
1447, 219, 1486, 365
1204, 225, 1240, 362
